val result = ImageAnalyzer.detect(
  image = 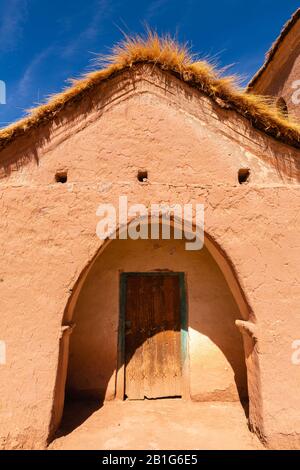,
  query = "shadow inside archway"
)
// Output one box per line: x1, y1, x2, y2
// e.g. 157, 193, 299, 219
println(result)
51, 232, 251, 442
